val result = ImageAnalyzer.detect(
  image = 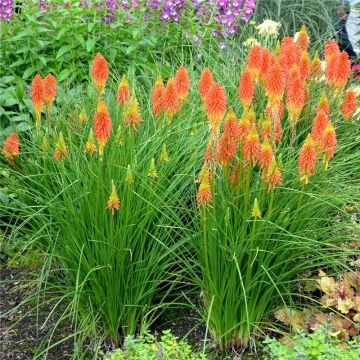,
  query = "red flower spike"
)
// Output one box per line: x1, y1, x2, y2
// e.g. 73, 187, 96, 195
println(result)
299, 134, 317, 176
93, 100, 112, 155
296, 25, 310, 50
199, 68, 214, 100
341, 90, 357, 121
3, 133, 19, 162
238, 68, 255, 108
151, 76, 165, 117
247, 45, 264, 78
162, 77, 180, 120
205, 82, 227, 135
91, 52, 109, 92
117, 75, 130, 106
311, 109, 329, 142
175, 66, 190, 100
